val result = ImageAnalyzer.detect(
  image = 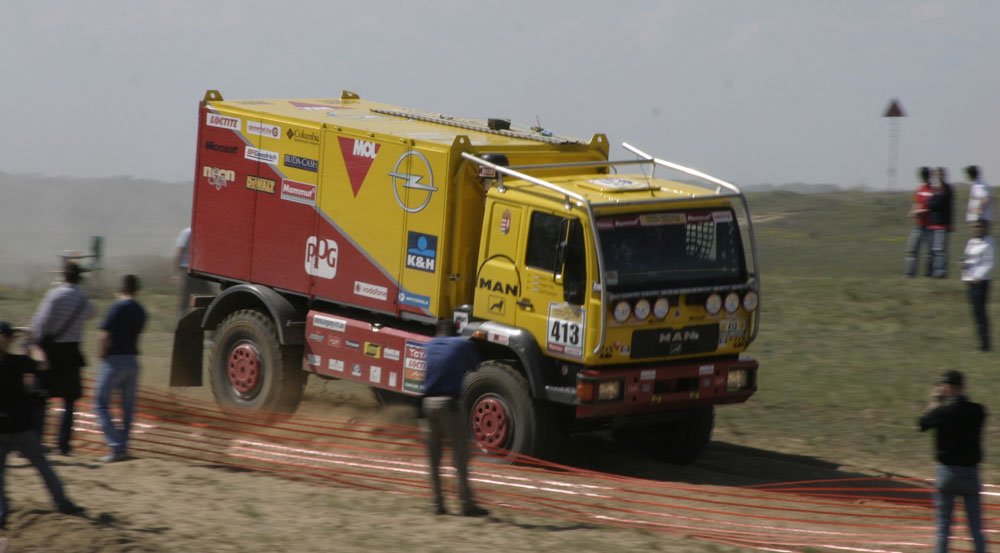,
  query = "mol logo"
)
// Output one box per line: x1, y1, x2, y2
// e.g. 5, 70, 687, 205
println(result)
203, 166, 235, 190
305, 236, 338, 279
337, 137, 380, 197
352, 140, 378, 159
